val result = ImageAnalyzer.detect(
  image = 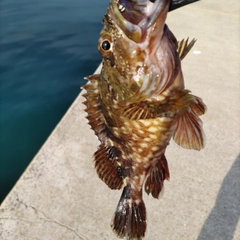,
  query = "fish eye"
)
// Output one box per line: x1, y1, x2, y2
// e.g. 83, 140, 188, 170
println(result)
98, 37, 113, 57
101, 39, 112, 52
98, 32, 113, 57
